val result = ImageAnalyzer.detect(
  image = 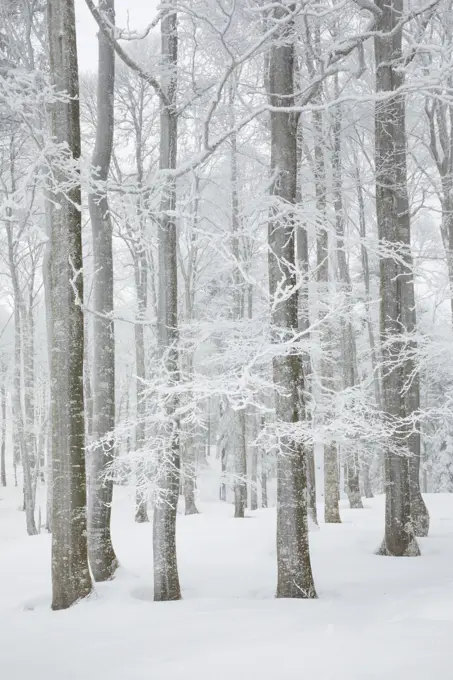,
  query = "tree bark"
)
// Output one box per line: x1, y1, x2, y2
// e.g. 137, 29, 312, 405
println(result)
233, 409, 247, 518
332, 81, 363, 510
375, 0, 423, 555
47, 0, 93, 608
1, 382, 6, 487
153, 1, 181, 602
268, 4, 316, 599
87, 0, 118, 581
